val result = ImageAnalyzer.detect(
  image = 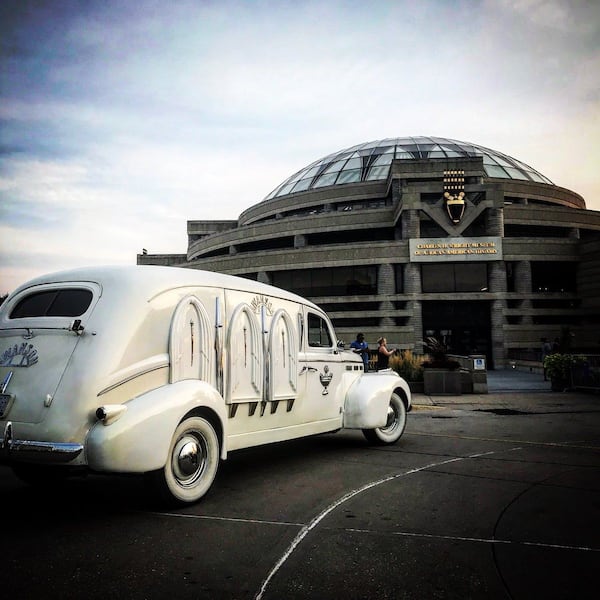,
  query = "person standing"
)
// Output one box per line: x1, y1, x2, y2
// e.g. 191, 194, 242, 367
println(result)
541, 337, 552, 380
350, 332, 370, 371
376, 337, 395, 371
